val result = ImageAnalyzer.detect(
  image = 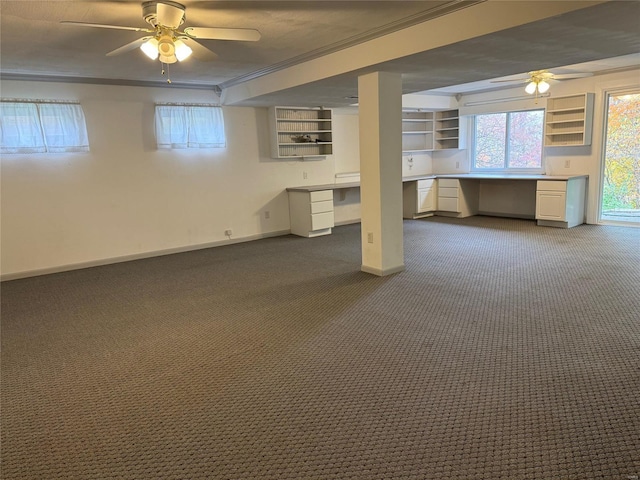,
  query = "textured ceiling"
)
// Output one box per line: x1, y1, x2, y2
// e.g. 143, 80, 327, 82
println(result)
0, 1, 449, 85
0, 1, 639, 106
